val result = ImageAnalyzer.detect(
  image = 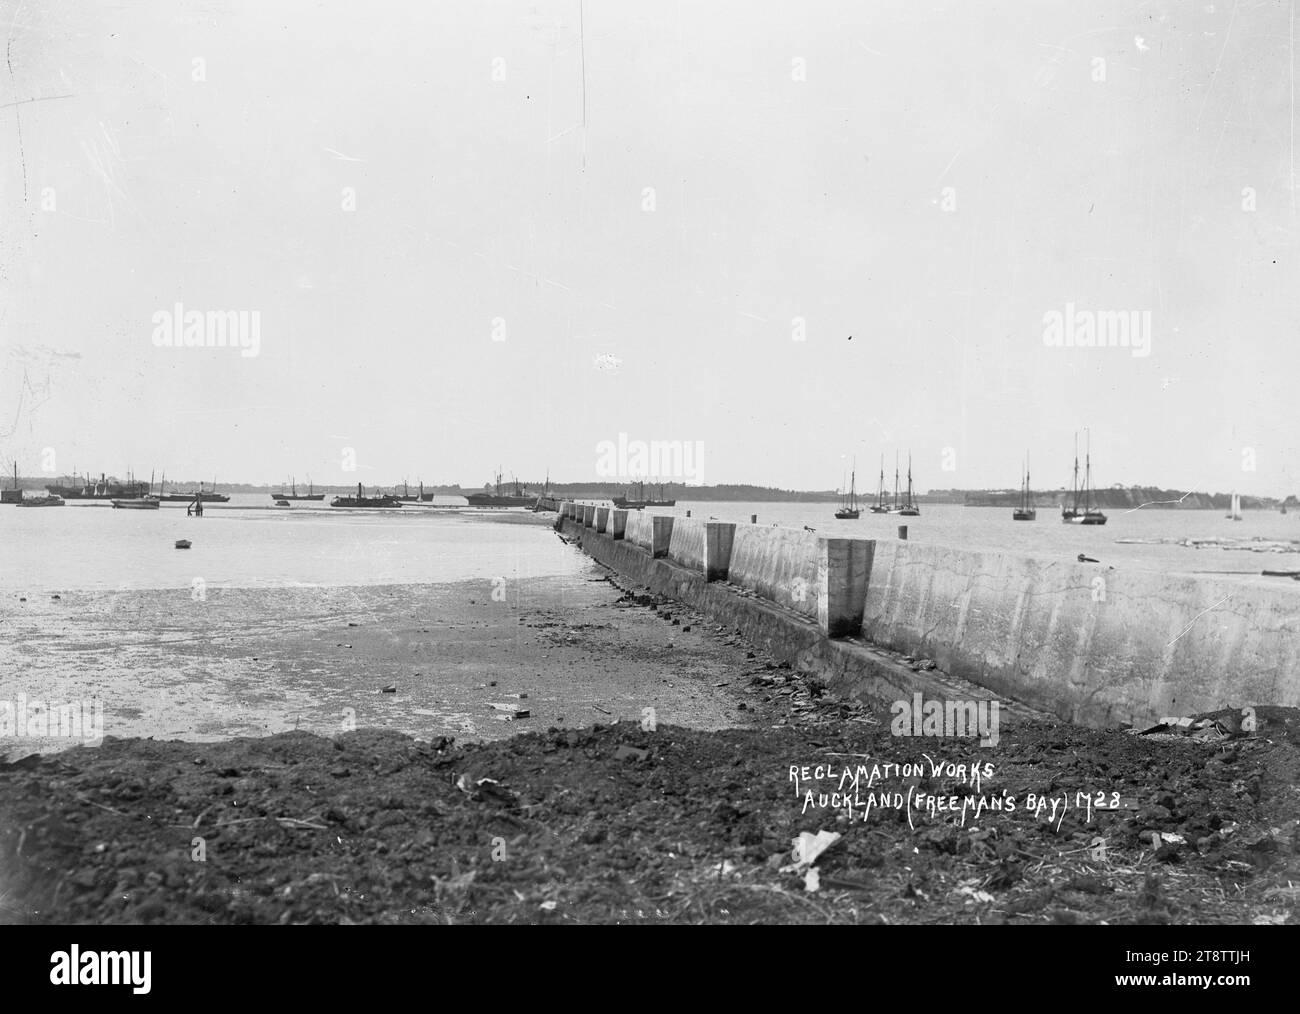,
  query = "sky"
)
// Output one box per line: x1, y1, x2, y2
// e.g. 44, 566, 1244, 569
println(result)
1, 0, 1297, 494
